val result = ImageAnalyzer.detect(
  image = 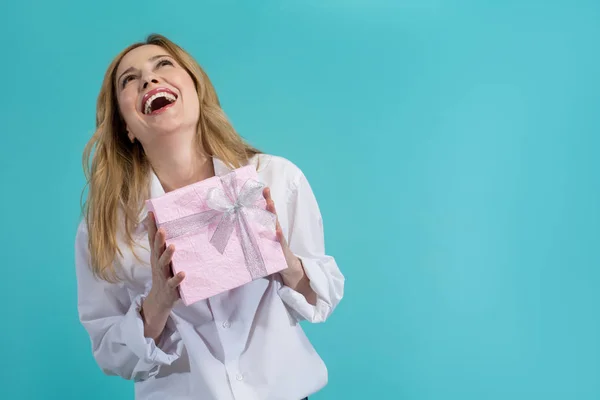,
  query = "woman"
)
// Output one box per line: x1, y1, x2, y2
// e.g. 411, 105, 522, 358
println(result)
75, 34, 344, 400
